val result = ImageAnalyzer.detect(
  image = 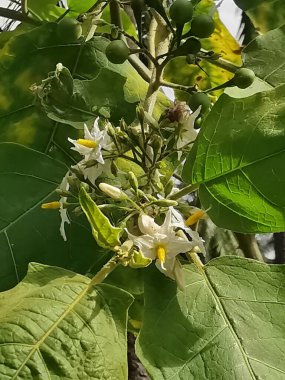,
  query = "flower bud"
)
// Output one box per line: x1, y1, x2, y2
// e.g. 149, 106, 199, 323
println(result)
41, 201, 61, 209
99, 183, 128, 200
150, 135, 163, 157
151, 199, 178, 207
128, 171, 139, 192
136, 104, 145, 125
164, 179, 174, 197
